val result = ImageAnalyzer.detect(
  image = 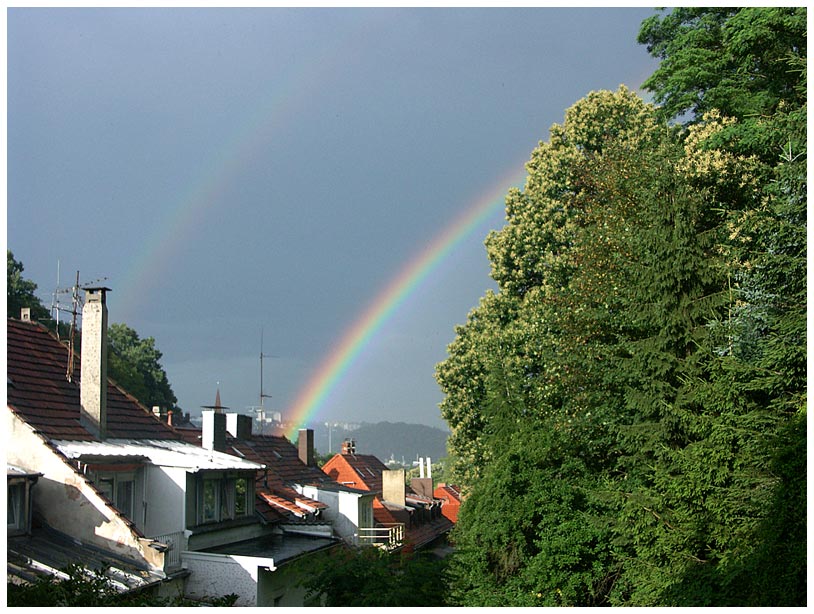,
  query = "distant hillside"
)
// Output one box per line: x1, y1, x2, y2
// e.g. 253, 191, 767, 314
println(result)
307, 421, 449, 464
